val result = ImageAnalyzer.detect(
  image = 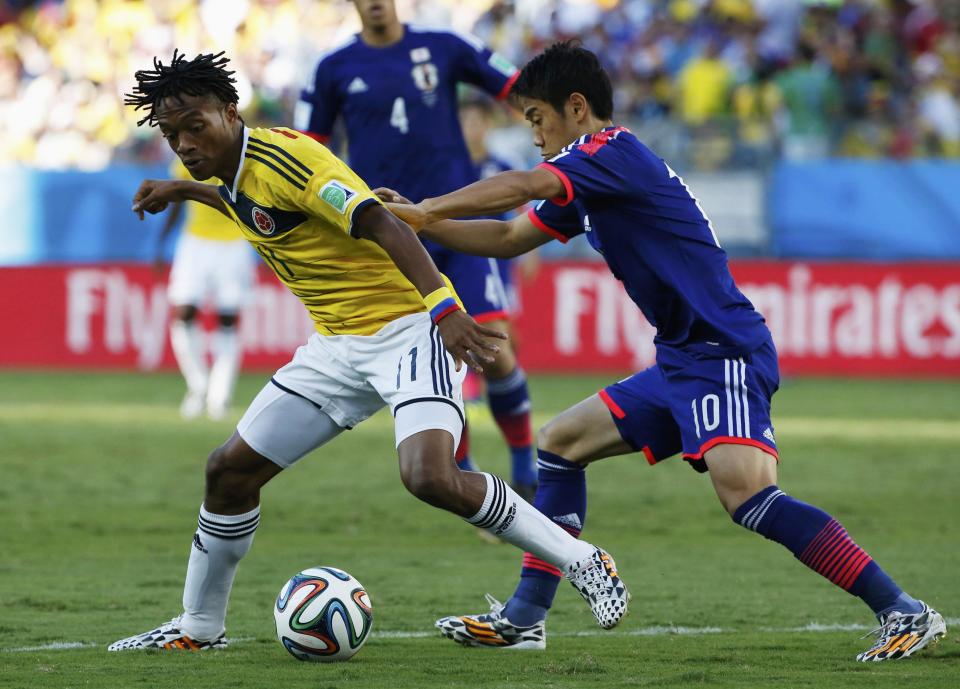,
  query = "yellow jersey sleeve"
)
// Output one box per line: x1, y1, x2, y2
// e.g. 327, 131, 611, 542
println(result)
283, 140, 383, 236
